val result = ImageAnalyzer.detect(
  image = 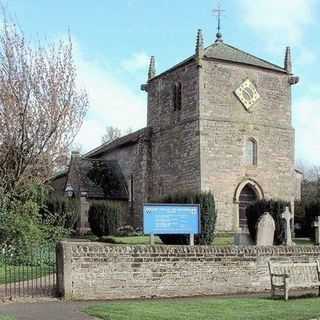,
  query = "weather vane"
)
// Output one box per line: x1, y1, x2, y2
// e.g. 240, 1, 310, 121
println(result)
212, 2, 224, 42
